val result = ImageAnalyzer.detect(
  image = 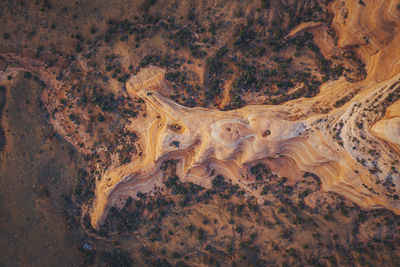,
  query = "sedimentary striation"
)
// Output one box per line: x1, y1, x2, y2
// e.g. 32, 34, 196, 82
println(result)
89, 0, 400, 228
1, 0, 399, 230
